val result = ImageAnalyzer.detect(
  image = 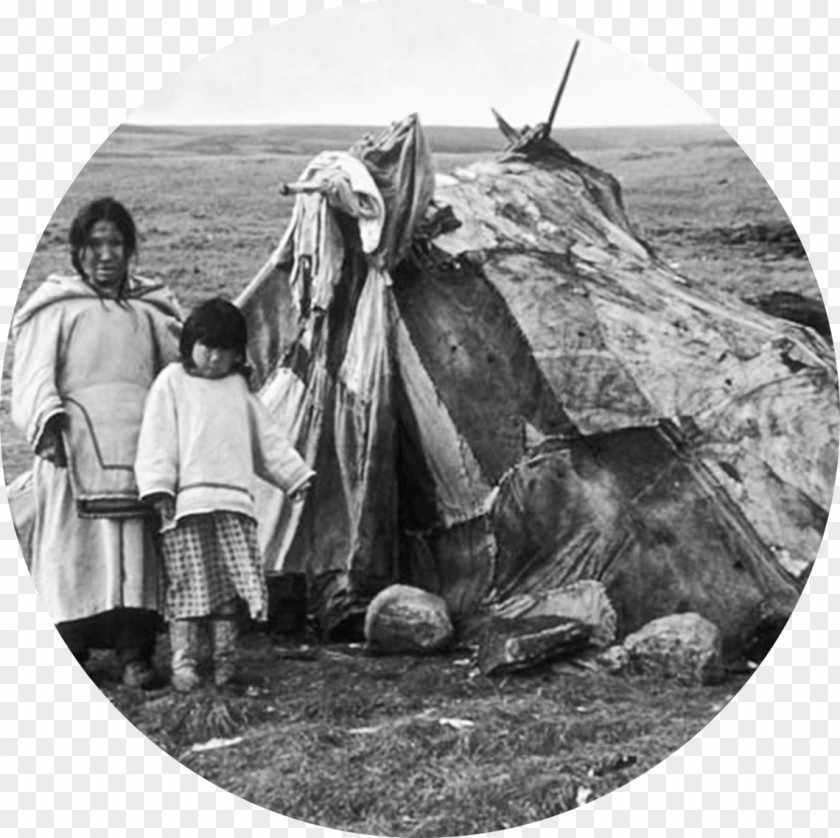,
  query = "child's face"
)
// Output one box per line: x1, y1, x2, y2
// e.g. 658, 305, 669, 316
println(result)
191, 341, 238, 379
